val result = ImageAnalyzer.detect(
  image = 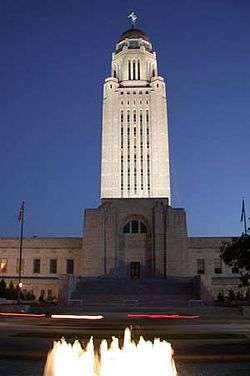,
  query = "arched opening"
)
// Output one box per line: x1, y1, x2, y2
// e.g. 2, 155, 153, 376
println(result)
119, 218, 152, 278
123, 220, 147, 234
